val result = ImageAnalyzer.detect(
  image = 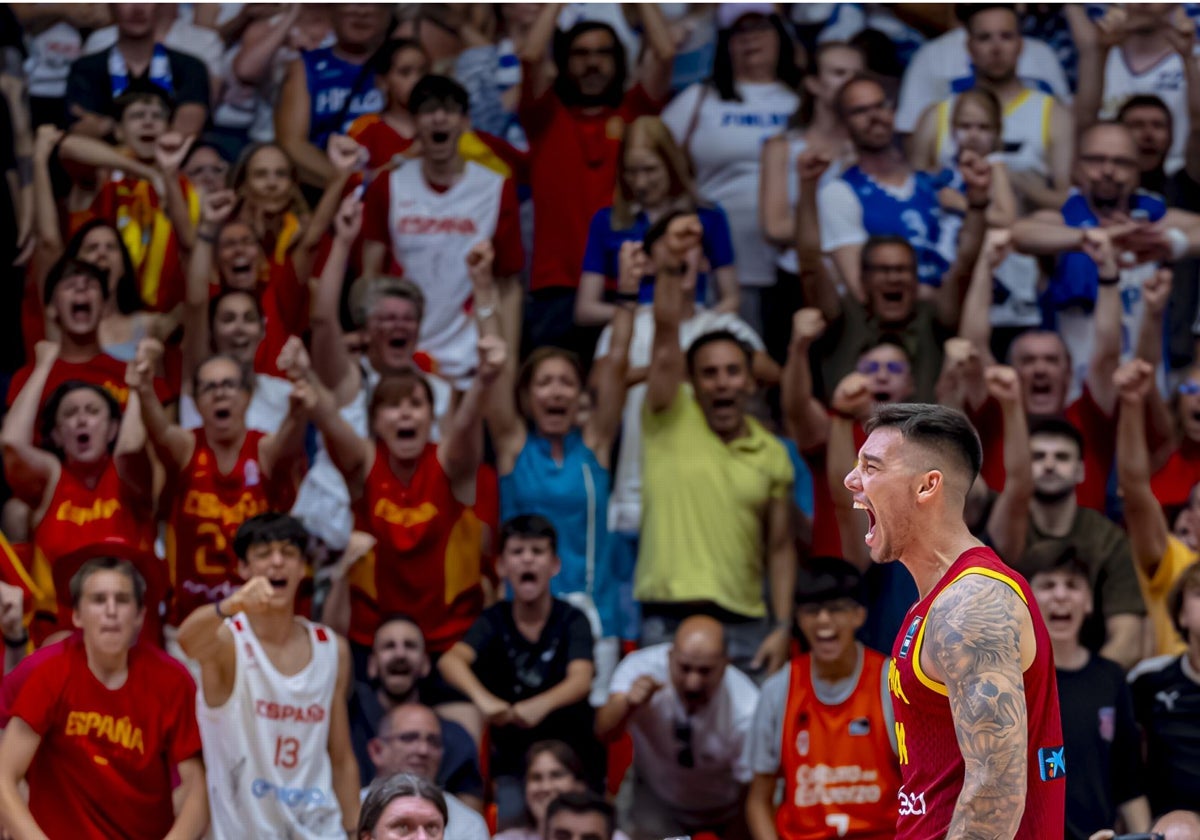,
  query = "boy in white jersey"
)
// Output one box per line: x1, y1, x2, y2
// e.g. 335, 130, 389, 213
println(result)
178, 512, 359, 838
